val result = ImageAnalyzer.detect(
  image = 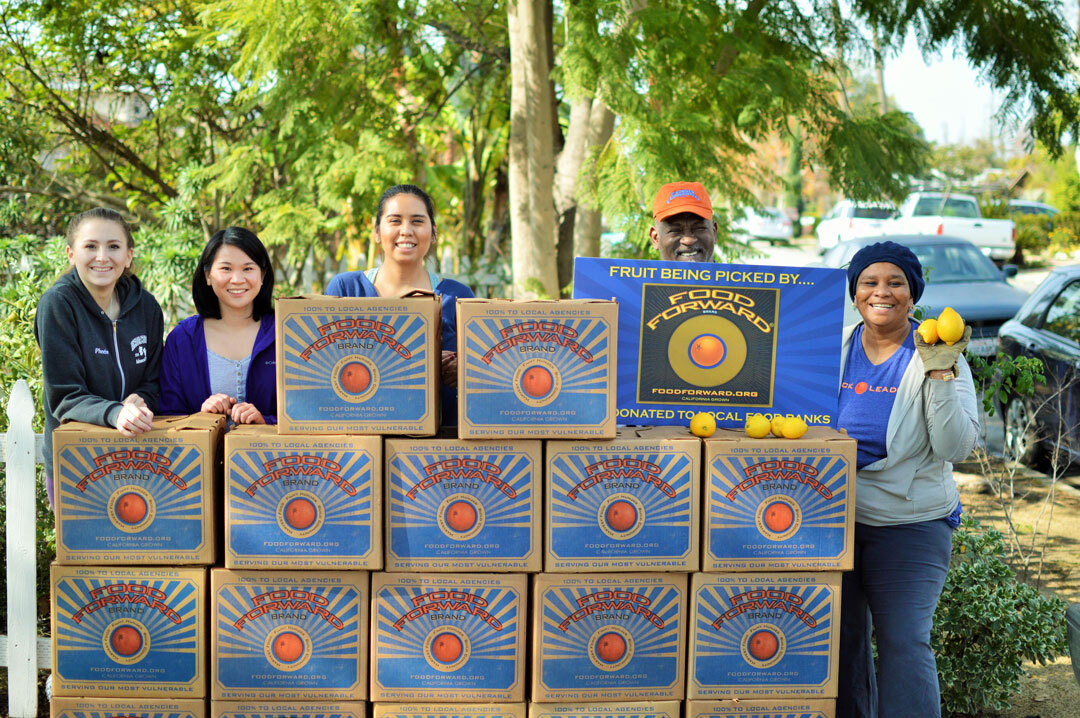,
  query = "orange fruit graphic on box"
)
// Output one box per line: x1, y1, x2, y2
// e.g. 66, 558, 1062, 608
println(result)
115, 492, 147, 525
339, 362, 371, 395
